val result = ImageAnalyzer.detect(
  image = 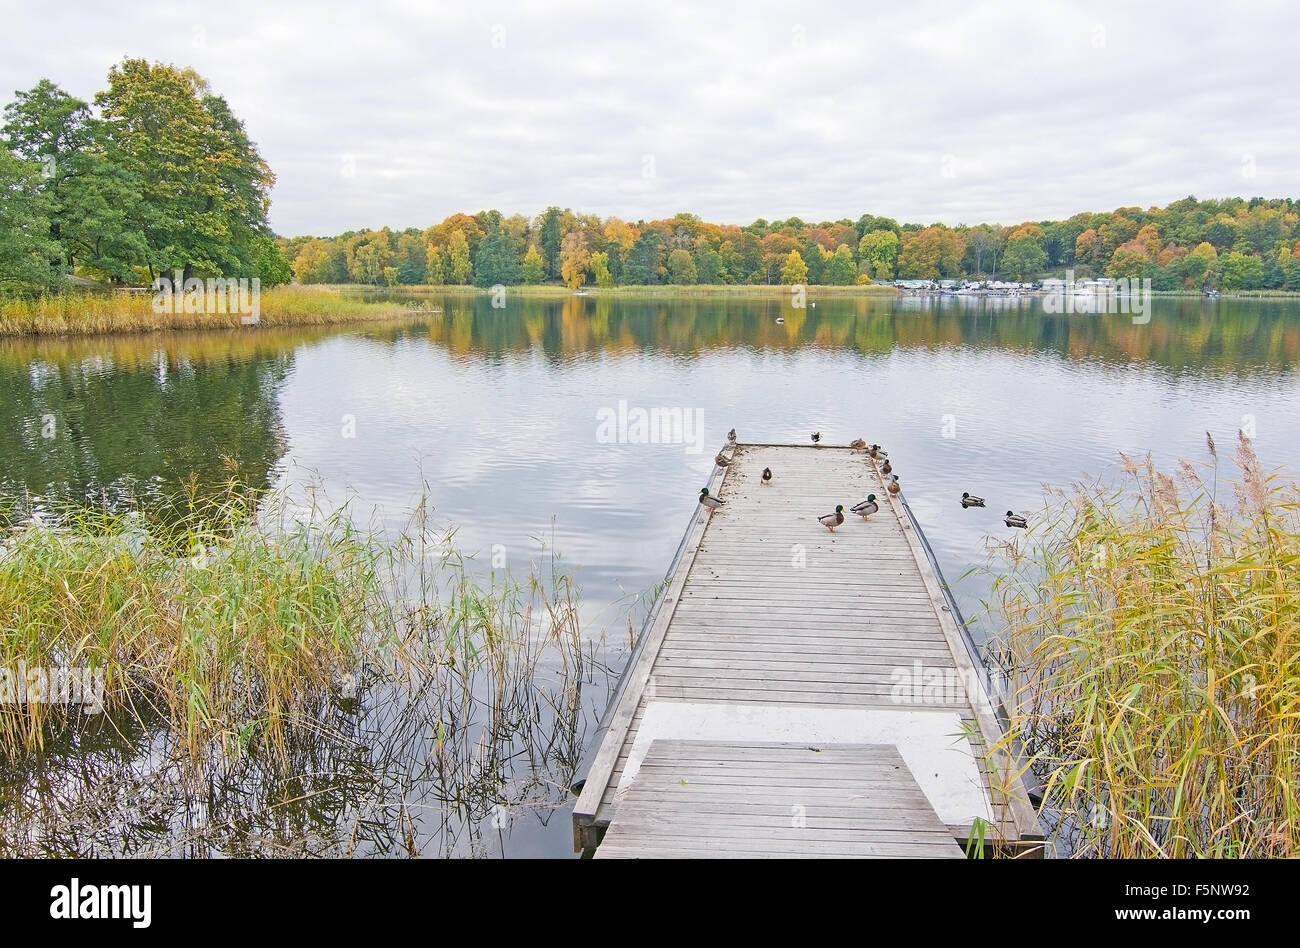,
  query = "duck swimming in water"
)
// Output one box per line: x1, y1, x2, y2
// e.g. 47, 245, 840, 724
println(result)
1005, 510, 1028, 529
961, 492, 986, 508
